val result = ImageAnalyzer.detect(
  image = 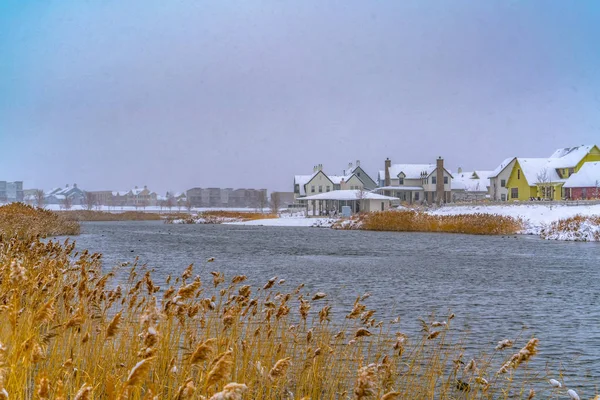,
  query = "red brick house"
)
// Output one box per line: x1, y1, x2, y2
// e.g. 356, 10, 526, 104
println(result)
563, 162, 600, 200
